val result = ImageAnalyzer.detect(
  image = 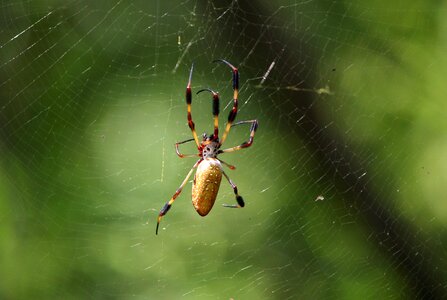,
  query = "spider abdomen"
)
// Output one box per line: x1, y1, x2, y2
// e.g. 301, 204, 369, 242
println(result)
192, 158, 222, 216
